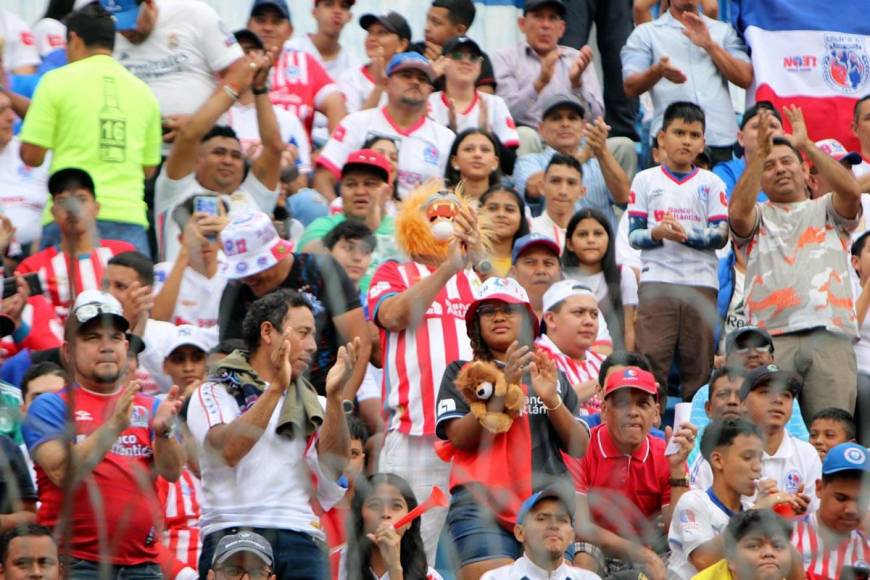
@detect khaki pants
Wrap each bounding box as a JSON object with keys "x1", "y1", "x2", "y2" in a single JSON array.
[
  {"x1": 636, "y1": 282, "x2": 718, "y2": 400},
  {"x1": 771, "y1": 329, "x2": 857, "y2": 423}
]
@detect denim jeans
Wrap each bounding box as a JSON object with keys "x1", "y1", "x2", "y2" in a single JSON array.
[
  {"x1": 199, "y1": 527, "x2": 329, "y2": 580},
  {"x1": 68, "y1": 558, "x2": 162, "y2": 580},
  {"x1": 40, "y1": 220, "x2": 151, "y2": 258}
]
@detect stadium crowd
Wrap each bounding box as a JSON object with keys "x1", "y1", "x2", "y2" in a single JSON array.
[{"x1": 0, "y1": 0, "x2": 867, "y2": 579}]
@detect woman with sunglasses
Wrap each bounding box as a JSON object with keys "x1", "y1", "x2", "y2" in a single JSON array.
[
  {"x1": 434, "y1": 277, "x2": 588, "y2": 579},
  {"x1": 428, "y1": 36, "x2": 519, "y2": 175}
]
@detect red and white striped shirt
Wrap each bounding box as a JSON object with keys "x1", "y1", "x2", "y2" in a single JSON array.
[
  {"x1": 0, "y1": 295, "x2": 63, "y2": 360},
  {"x1": 368, "y1": 261, "x2": 480, "y2": 436},
  {"x1": 156, "y1": 470, "x2": 202, "y2": 571},
  {"x1": 15, "y1": 240, "x2": 135, "y2": 319},
  {"x1": 268, "y1": 46, "x2": 341, "y2": 140},
  {"x1": 793, "y1": 512, "x2": 870, "y2": 579},
  {"x1": 535, "y1": 334, "x2": 606, "y2": 415}
]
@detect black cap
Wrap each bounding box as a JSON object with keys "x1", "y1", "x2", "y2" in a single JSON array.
[
  {"x1": 234, "y1": 29, "x2": 264, "y2": 51},
  {"x1": 48, "y1": 167, "x2": 96, "y2": 197},
  {"x1": 359, "y1": 12, "x2": 412, "y2": 41},
  {"x1": 442, "y1": 36, "x2": 483, "y2": 57},
  {"x1": 738, "y1": 364, "x2": 802, "y2": 401},
  {"x1": 523, "y1": 0, "x2": 566, "y2": 17},
  {"x1": 541, "y1": 93, "x2": 585, "y2": 120},
  {"x1": 725, "y1": 326, "x2": 774, "y2": 356}
]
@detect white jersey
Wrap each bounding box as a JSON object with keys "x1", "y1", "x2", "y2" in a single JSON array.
[
  {"x1": 114, "y1": 0, "x2": 243, "y2": 117},
  {"x1": 0, "y1": 138, "x2": 49, "y2": 246},
  {"x1": 286, "y1": 34, "x2": 360, "y2": 146},
  {"x1": 427, "y1": 91, "x2": 519, "y2": 148},
  {"x1": 690, "y1": 432, "x2": 822, "y2": 513},
  {"x1": 187, "y1": 380, "x2": 342, "y2": 537},
  {"x1": 31, "y1": 18, "x2": 65, "y2": 58},
  {"x1": 154, "y1": 169, "x2": 279, "y2": 262},
  {"x1": 668, "y1": 489, "x2": 734, "y2": 579},
  {"x1": 530, "y1": 212, "x2": 566, "y2": 252},
  {"x1": 336, "y1": 65, "x2": 386, "y2": 113},
  {"x1": 628, "y1": 165, "x2": 729, "y2": 289},
  {"x1": 319, "y1": 107, "x2": 455, "y2": 199},
  {"x1": 226, "y1": 102, "x2": 312, "y2": 173},
  {"x1": 0, "y1": 9, "x2": 38, "y2": 72},
  {"x1": 616, "y1": 211, "x2": 642, "y2": 272},
  {"x1": 152, "y1": 260, "x2": 228, "y2": 329},
  {"x1": 481, "y1": 556, "x2": 601, "y2": 580},
  {"x1": 566, "y1": 268, "x2": 639, "y2": 308}
]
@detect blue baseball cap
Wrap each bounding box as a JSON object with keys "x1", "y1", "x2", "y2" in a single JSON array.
[
  {"x1": 516, "y1": 486, "x2": 575, "y2": 524},
  {"x1": 99, "y1": 0, "x2": 140, "y2": 31},
  {"x1": 511, "y1": 233, "x2": 561, "y2": 264},
  {"x1": 250, "y1": 0, "x2": 290, "y2": 20},
  {"x1": 823, "y1": 443, "x2": 870, "y2": 476},
  {"x1": 386, "y1": 52, "x2": 435, "y2": 84}
]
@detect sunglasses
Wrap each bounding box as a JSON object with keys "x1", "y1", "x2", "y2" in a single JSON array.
[
  {"x1": 448, "y1": 51, "x2": 483, "y2": 63},
  {"x1": 477, "y1": 303, "x2": 526, "y2": 318},
  {"x1": 735, "y1": 345, "x2": 773, "y2": 354},
  {"x1": 74, "y1": 302, "x2": 124, "y2": 324}
]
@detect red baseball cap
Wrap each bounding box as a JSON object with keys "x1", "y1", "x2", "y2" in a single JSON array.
[
  {"x1": 603, "y1": 367, "x2": 658, "y2": 399},
  {"x1": 341, "y1": 149, "x2": 392, "y2": 182}
]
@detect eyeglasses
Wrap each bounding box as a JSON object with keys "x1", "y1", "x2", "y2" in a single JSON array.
[
  {"x1": 74, "y1": 301, "x2": 123, "y2": 324},
  {"x1": 735, "y1": 345, "x2": 773, "y2": 354},
  {"x1": 448, "y1": 51, "x2": 483, "y2": 63},
  {"x1": 215, "y1": 565, "x2": 272, "y2": 580},
  {"x1": 477, "y1": 303, "x2": 525, "y2": 318}
]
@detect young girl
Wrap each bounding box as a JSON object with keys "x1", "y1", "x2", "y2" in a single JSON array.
[
  {"x1": 478, "y1": 186, "x2": 529, "y2": 277},
  {"x1": 444, "y1": 129, "x2": 502, "y2": 200},
  {"x1": 342, "y1": 473, "x2": 442, "y2": 580},
  {"x1": 563, "y1": 208, "x2": 638, "y2": 351}
]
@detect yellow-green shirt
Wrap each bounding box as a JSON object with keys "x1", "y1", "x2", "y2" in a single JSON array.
[
  {"x1": 692, "y1": 559, "x2": 733, "y2": 580},
  {"x1": 20, "y1": 54, "x2": 162, "y2": 227}
]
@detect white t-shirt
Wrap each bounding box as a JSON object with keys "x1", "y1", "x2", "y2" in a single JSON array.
[
  {"x1": 689, "y1": 432, "x2": 822, "y2": 513},
  {"x1": 482, "y1": 556, "x2": 601, "y2": 580},
  {"x1": 286, "y1": 34, "x2": 360, "y2": 146},
  {"x1": 336, "y1": 65, "x2": 386, "y2": 113},
  {"x1": 154, "y1": 169, "x2": 279, "y2": 262},
  {"x1": 226, "y1": 102, "x2": 312, "y2": 173},
  {"x1": 0, "y1": 138, "x2": 49, "y2": 246},
  {"x1": 530, "y1": 212, "x2": 566, "y2": 252},
  {"x1": 31, "y1": 18, "x2": 65, "y2": 58},
  {"x1": 628, "y1": 166, "x2": 729, "y2": 289},
  {"x1": 853, "y1": 276, "x2": 870, "y2": 375},
  {"x1": 0, "y1": 9, "x2": 39, "y2": 72},
  {"x1": 427, "y1": 91, "x2": 520, "y2": 148},
  {"x1": 318, "y1": 107, "x2": 455, "y2": 199},
  {"x1": 152, "y1": 260, "x2": 228, "y2": 328},
  {"x1": 114, "y1": 0, "x2": 243, "y2": 117},
  {"x1": 186, "y1": 380, "x2": 342, "y2": 536},
  {"x1": 720, "y1": 266, "x2": 746, "y2": 354},
  {"x1": 565, "y1": 268, "x2": 639, "y2": 308},
  {"x1": 667, "y1": 489, "x2": 734, "y2": 579}
]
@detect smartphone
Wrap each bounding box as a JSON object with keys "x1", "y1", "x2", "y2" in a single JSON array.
[
  {"x1": 193, "y1": 195, "x2": 220, "y2": 217},
  {"x1": 2, "y1": 272, "x2": 43, "y2": 299},
  {"x1": 842, "y1": 566, "x2": 870, "y2": 580}
]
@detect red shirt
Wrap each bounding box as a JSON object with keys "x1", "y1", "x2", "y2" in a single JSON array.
[
  {"x1": 22, "y1": 386, "x2": 163, "y2": 565},
  {"x1": 569, "y1": 425, "x2": 672, "y2": 537},
  {"x1": 0, "y1": 295, "x2": 63, "y2": 359},
  {"x1": 16, "y1": 240, "x2": 135, "y2": 318},
  {"x1": 268, "y1": 47, "x2": 340, "y2": 140}
]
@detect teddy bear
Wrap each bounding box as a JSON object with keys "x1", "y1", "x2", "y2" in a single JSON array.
[{"x1": 453, "y1": 360, "x2": 525, "y2": 434}]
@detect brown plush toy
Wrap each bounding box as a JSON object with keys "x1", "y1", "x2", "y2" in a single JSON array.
[{"x1": 453, "y1": 360, "x2": 525, "y2": 434}]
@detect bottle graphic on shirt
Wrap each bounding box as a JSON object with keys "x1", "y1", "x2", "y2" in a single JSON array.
[{"x1": 99, "y1": 76, "x2": 126, "y2": 163}]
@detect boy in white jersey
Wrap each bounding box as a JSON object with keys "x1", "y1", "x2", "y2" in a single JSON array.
[
  {"x1": 628, "y1": 101, "x2": 729, "y2": 400},
  {"x1": 669, "y1": 418, "x2": 793, "y2": 579}
]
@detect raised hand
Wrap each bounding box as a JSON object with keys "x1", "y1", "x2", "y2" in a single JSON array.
[
  {"x1": 536, "y1": 49, "x2": 561, "y2": 92},
  {"x1": 652, "y1": 213, "x2": 688, "y2": 243},
  {"x1": 325, "y1": 337, "x2": 359, "y2": 398},
  {"x1": 252, "y1": 46, "x2": 278, "y2": 90},
  {"x1": 270, "y1": 333, "x2": 294, "y2": 391},
  {"x1": 753, "y1": 109, "x2": 775, "y2": 160},
  {"x1": 530, "y1": 350, "x2": 559, "y2": 409},
  {"x1": 569, "y1": 45, "x2": 594, "y2": 87},
  {"x1": 503, "y1": 341, "x2": 534, "y2": 385},
  {"x1": 666, "y1": 421, "x2": 698, "y2": 468},
  {"x1": 367, "y1": 521, "x2": 402, "y2": 572},
  {"x1": 477, "y1": 95, "x2": 490, "y2": 134},
  {"x1": 783, "y1": 105, "x2": 809, "y2": 150},
  {"x1": 583, "y1": 117, "x2": 610, "y2": 157},
  {"x1": 679, "y1": 11, "x2": 714, "y2": 50},
  {"x1": 152, "y1": 384, "x2": 183, "y2": 438},
  {"x1": 109, "y1": 380, "x2": 140, "y2": 433}
]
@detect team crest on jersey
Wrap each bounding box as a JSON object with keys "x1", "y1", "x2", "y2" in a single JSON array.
[
  {"x1": 131, "y1": 405, "x2": 150, "y2": 428},
  {"x1": 784, "y1": 470, "x2": 802, "y2": 493},
  {"x1": 167, "y1": 33, "x2": 179, "y2": 50},
  {"x1": 423, "y1": 145, "x2": 439, "y2": 165},
  {"x1": 697, "y1": 184, "x2": 710, "y2": 203},
  {"x1": 822, "y1": 35, "x2": 870, "y2": 95},
  {"x1": 286, "y1": 65, "x2": 301, "y2": 80}
]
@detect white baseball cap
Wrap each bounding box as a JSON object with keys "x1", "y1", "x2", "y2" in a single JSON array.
[
  {"x1": 219, "y1": 212, "x2": 294, "y2": 280},
  {"x1": 70, "y1": 290, "x2": 129, "y2": 332},
  {"x1": 542, "y1": 280, "x2": 597, "y2": 313},
  {"x1": 163, "y1": 325, "x2": 211, "y2": 360},
  {"x1": 815, "y1": 138, "x2": 861, "y2": 165},
  {"x1": 465, "y1": 277, "x2": 539, "y2": 333}
]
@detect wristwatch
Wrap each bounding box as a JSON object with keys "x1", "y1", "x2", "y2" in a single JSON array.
[
  {"x1": 342, "y1": 399, "x2": 354, "y2": 415},
  {"x1": 252, "y1": 84, "x2": 270, "y2": 95},
  {"x1": 668, "y1": 477, "x2": 690, "y2": 488}
]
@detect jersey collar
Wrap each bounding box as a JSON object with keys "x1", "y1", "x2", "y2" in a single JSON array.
[
  {"x1": 597, "y1": 425, "x2": 650, "y2": 462},
  {"x1": 380, "y1": 106, "x2": 427, "y2": 137}
]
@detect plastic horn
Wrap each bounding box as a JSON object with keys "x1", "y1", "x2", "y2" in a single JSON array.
[{"x1": 393, "y1": 486, "x2": 448, "y2": 530}]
